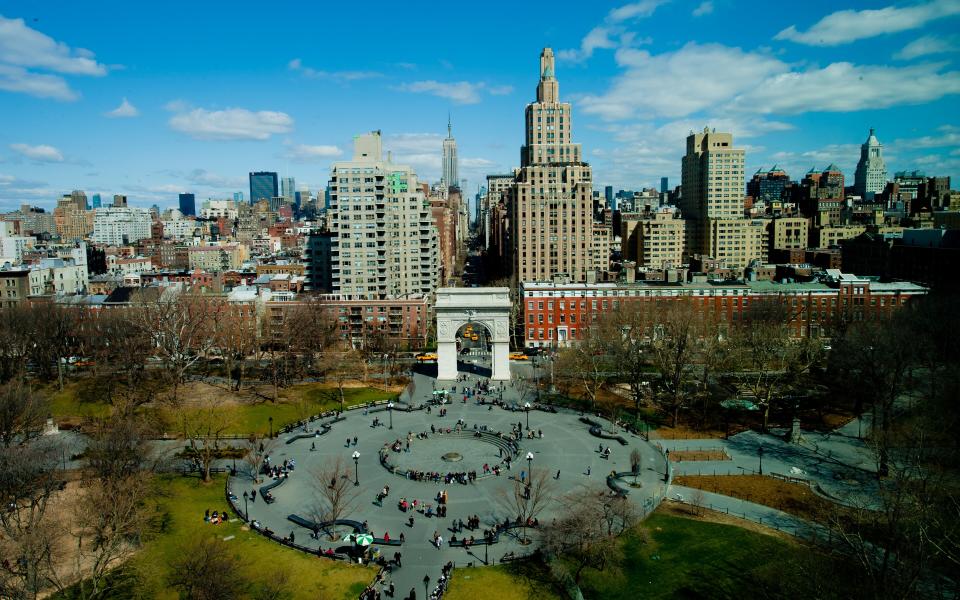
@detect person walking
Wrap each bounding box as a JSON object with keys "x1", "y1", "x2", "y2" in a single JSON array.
[{"x1": 555, "y1": 469, "x2": 561, "y2": 479}]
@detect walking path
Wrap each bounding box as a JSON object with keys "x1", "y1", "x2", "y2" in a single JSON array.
[{"x1": 230, "y1": 365, "x2": 670, "y2": 598}]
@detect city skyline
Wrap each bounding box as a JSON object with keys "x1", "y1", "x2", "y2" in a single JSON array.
[{"x1": 1, "y1": 0, "x2": 959, "y2": 211}]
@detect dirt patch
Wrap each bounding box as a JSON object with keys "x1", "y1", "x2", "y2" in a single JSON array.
[
  {"x1": 674, "y1": 474, "x2": 836, "y2": 522},
  {"x1": 179, "y1": 380, "x2": 265, "y2": 406},
  {"x1": 653, "y1": 424, "x2": 728, "y2": 440},
  {"x1": 656, "y1": 501, "x2": 796, "y2": 542},
  {"x1": 669, "y1": 449, "x2": 730, "y2": 462}
]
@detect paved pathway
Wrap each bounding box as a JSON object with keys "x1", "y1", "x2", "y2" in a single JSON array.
[
  {"x1": 232, "y1": 368, "x2": 670, "y2": 598},
  {"x1": 659, "y1": 417, "x2": 881, "y2": 508}
]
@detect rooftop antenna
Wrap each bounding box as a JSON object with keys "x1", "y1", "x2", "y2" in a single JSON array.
[{"x1": 447, "y1": 112, "x2": 452, "y2": 138}]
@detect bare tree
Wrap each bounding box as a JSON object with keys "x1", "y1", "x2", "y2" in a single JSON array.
[
  {"x1": 309, "y1": 456, "x2": 361, "y2": 540},
  {"x1": 135, "y1": 289, "x2": 222, "y2": 404},
  {"x1": 553, "y1": 324, "x2": 614, "y2": 407},
  {"x1": 318, "y1": 345, "x2": 362, "y2": 413},
  {"x1": 730, "y1": 299, "x2": 821, "y2": 432},
  {"x1": 0, "y1": 305, "x2": 33, "y2": 383},
  {"x1": 646, "y1": 300, "x2": 710, "y2": 428},
  {"x1": 496, "y1": 467, "x2": 554, "y2": 544},
  {"x1": 0, "y1": 440, "x2": 66, "y2": 599},
  {"x1": 601, "y1": 306, "x2": 653, "y2": 412},
  {"x1": 630, "y1": 448, "x2": 642, "y2": 485},
  {"x1": 244, "y1": 434, "x2": 278, "y2": 483},
  {"x1": 0, "y1": 379, "x2": 47, "y2": 448},
  {"x1": 168, "y1": 536, "x2": 250, "y2": 600},
  {"x1": 541, "y1": 485, "x2": 636, "y2": 586},
  {"x1": 176, "y1": 400, "x2": 235, "y2": 482},
  {"x1": 65, "y1": 473, "x2": 154, "y2": 600}
]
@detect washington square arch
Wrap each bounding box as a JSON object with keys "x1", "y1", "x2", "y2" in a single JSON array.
[{"x1": 434, "y1": 287, "x2": 512, "y2": 380}]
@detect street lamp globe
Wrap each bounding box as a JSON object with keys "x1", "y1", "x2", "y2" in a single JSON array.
[{"x1": 352, "y1": 451, "x2": 361, "y2": 485}]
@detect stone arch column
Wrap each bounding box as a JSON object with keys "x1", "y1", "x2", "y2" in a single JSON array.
[{"x1": 435, "y1": 287, "x2": 512, "y2": 381}]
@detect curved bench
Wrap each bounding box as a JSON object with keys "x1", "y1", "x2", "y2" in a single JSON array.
[
  {"x1": 605, "y1": 470, "x2": 639, "y2": 497},
  {"x1": 286, "y1": 514, "x2": 402, "y2": 546},
  {"x1": 448, "y1": 522, "x2": 538, "y2": 547},
  {"x1": 259, "y1": 475, "x2": 288, "y2": 503},
  {"x1": 581, "y1": 417, "x2": 629, "y2": 446}
]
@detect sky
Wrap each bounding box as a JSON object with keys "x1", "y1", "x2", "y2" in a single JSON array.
[{"x1": 0, "y1": 0, "x2": 958, "y2": 212}]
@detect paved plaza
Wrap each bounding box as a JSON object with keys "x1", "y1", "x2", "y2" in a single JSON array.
[{"x1": 229, "y1": 370, "x2": 670, "y2": 598}]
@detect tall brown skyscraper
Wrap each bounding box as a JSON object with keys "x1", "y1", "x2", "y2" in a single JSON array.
[{"x1": 509, "y1": 48, "x2": 594, "y2": 284}]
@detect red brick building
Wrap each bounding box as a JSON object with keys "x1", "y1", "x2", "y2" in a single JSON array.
[{"x1": 521, "y1": 271, "x2": 927, "y2": 348}]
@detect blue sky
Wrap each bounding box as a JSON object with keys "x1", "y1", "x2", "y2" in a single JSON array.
[{"x1": 0, "y1": 0, "x2": 958, "y2": 211}]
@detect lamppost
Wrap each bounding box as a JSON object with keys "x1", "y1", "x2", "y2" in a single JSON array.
[
  {"x1": 388, "y1": 402, "x2": 394, "y2": 430},
  {"x1": 352, "y1": 451, "x2": 360, "y2": 486},
  {"x1": 268, "y1": 416, "x2": 273, "y2": 439},
  {"x1": 423, "y1": 574, "x2": 430, "y2": 599},
  {"x1": 757, "y1": 445, "x2": 764, "y2": 475},
  {"x1": 526, "y1": 451, "x2": 533, "y2": 478},
  {"x1": 242, "y1": 491, "x2": 249, "y2": 520},
  {"x1": 524, "y1": 402, "x2": 531, "y2": 430}
]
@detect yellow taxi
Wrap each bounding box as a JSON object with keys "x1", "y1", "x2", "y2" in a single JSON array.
[
  {"x1": 508, "y1": 352, "x2": 529, "y2": 361},
  {"x1": 415, "y1": 352, "x2": 438, "y2": 362}
]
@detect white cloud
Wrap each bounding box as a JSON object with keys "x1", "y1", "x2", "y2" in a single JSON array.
[
  {"x1": 384, "y1": 133, "x2": 444, "y2": 154},
  {"x1": 168, "y1": 107, "x2": 294, "y2": 140},
  {"x1": 288, "y1": 58, "x2": 381, "y2": 82},
  {"x1": 580, "y1": 43, "x2": 786, "y2": 119},
  {"x1": 0, "y1": 15, "x2": 108, "y2": 75},
  {"x1": 487, "y1": 85, "x2": 514, "y2": 96},
  {"x1": 730, "y1": 61, "x2": 960, "y2": 114},
  {"x1": 105, "y1": 97, "x2": 139, "y2": 118},
  {"x1": 559, "y1": 1, "x2": 668, "y2": 62},
  {"x1": 894, "y1": 34, "x2": 957, "y2": 59},
  {"x1": 775, "y1": 0, "x2": 960, "y2": 46},
  {"x1": 580, "y1": 42, "x2": 960, "y2": 120},
  {"x1": 461, "y1": 157, "x2": 497, "y2": 168},
  {"x1": 182, "y1": 168, "x2": 246, "y2": 188},
  {"x1": 692, "y1": 1, "x2": 714, "y2": 16},
  {"x1": 9, "y1": 143, "x2": 64, "y2": 162},
  {"x1": 396, "y1": 80, "x2": 485, "y2": 104},
  {"x1": 0, "y1": 64, "x2": 76, "y2": 100},
  {"x1": 608, "y1": 0, "x2": 670, "y2": 22},
  {"x1": 285, "y1": 143, "x2": 344, "y2": 161}
]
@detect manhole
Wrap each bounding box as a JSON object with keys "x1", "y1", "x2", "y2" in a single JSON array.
[{"x1": 442, "y1": 452, "x2": 464, "y2": 462}]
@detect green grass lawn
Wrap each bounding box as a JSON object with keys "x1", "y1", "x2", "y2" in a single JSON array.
[
  {"x1": 118, "y1": 474, "x2": 375, "y2": 599},
  {"x1": 577, "y1": 512, "x2": 801, "y2": 600},
  {"x1": 447, "y1": 511, "x2": 808, "y2": 600},
  {"x1": 445, "y1": 563, "x2": 562, "y2": 600},
  {"x1": 228, "y1": 385, "x2": 398, "y2": 435},
  {"x1": 47, "y1": 380, "x2": 113, "y2": 420}
]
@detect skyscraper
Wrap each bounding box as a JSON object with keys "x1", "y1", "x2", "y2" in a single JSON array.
[
  {"x1": 604, "y1": 186, "x2": 613, "y2": 209},
  {"x1": 249, "y1": 171, "x2": 279, "y2": 205},
  {"x1": 179, "y1": 193, "x2": 196, "y2": 216},
  {"x1": 509, "y1": 48, "x2": 594, "y2": 285},
  {"x1": 327, "y1": 131, "x2": 439, "y2": 299},
  {"x1": 442, "y1": 116, "x2": 459, "y2": 190},
  {"x1": 854, "y1": 128, "x2": 887, "y2": 199},
  {"x1": 112, "y1": 194, "x2": 128, "y2": 208},
  {"x1": 660, "y1": 177, "x2": 669, "y2": 194},
  {"x1": 91, "y1": 193, "x2": 102, "y2": 209},
  {"x1": 680, "y1": 127, "x2": 746, "y2": 257}
]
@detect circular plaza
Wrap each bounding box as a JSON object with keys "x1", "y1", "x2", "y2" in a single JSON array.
[{"x1": 227, "y1": 370, "x2": 670, "y2": 597}]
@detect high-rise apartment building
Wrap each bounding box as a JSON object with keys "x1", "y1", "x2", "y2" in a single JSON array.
[
  {"x1": 509, "y1": 48, "x2": 594, "y2": 283},
  {"x1": 54, "y1": 195, "x2": 93, "y2": 241},
  {"x1": 249, "y1": 171, "x2": 279, "y2": 205},
  {"x1": 328, "y1": 131, "x2": 439, "y2": 300},
  {"x1": 680, "y1": 127, "x2": 746, "y2": 258},
  {"x1": 621, "y1": 208, "x2": 686, "y2": 269},
  {"x1": 854, "y1": 128, "x2": 887, "y2": 199},
  {"x1": 91, "y1": 207, "x2": 152, "y2": 246},
  {"x1": 112, "y1": 194, "x2": 128, "y2": 208},
  {"x1": 179, "y1": 193, "x2": 196, "y2": 216},
  {"x1": 442, "y1": 117, "x2": 459, "y2": 190}
]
